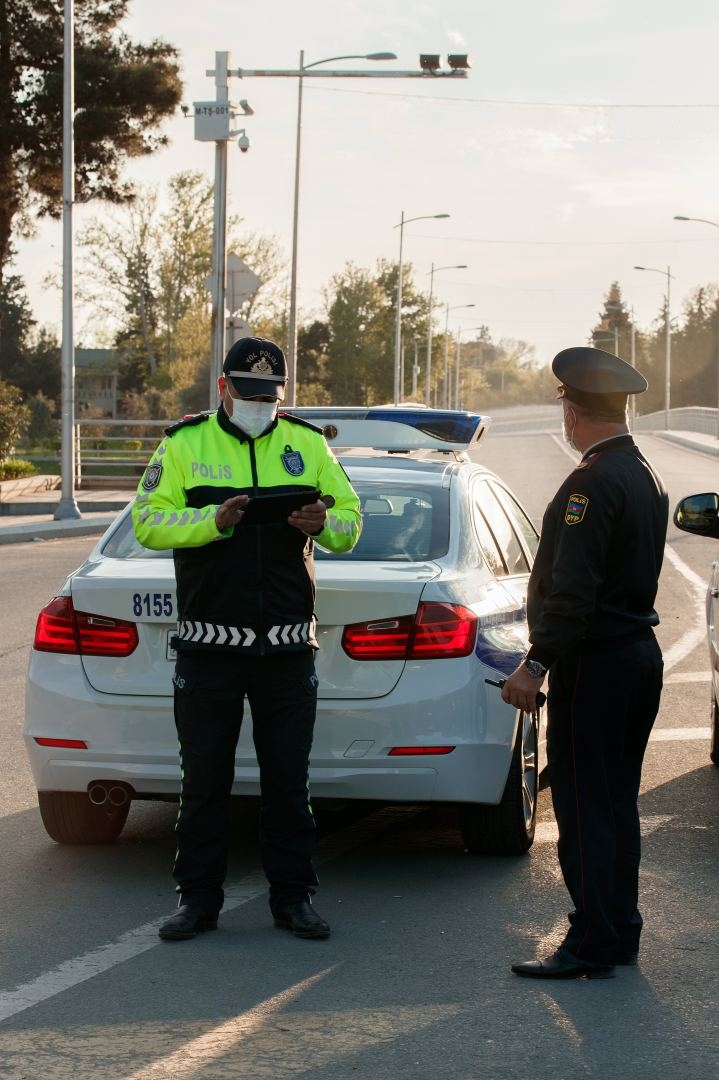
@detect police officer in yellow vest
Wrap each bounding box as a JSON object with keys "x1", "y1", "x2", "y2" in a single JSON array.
[{"x1": 133, "y1": 337, "x2": 361, "y2": 942}]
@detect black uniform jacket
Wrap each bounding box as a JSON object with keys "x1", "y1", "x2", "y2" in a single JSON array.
[{"x1": 526, "y1": 434, "x2": 669, "y2": 668}]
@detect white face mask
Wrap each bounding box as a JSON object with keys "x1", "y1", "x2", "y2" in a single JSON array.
[
  {"x1": 226, "y1": 398, "x2": 279, "y2": 439},
  {"x1": 562, "y1": 405, "x2": 577, "y2": 451}
]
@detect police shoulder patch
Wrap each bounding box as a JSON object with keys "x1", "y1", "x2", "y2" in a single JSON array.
[
  {"x1": 565, "y1": 493, "x2": 589, "y2": 525},
  {"x1": 142, "y1": 462, "x2": 163, "y2": 492},
  {"x1": 165, "y1": 411, "x2": 212, "y2": 437}
]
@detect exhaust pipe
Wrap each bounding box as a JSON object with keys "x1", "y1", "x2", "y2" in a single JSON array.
[{"x1": 88, "y1": 782, "x2": 131, "y2": 807}]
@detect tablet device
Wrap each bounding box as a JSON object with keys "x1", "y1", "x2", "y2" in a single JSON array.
[{"x1": 240, "y1": 489, "x2": 322, "y2": 526}]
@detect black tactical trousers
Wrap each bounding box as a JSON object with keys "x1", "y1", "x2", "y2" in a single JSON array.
[
  {"x1": 172, "y1": 648, "x2": 319, "y2": 914},
  {"x1": 547, "y1": 633, "x2": 663, "y2": 964}
]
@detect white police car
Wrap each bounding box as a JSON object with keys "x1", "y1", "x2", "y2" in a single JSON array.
[
  {"x1": 673, "y1": 491, "x2": 719, "y2": 766},
  {"x1": 24, "y1": 408, "x2": 545, "y2": 854}
]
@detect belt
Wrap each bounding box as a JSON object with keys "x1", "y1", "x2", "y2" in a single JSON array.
[{"x1": 174, "y1": 619, "x2": 313, "y2": 649}]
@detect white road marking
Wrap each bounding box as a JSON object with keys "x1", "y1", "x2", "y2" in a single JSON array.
[
  {"x1": 662, "y1": 545, "x2": 708, "y2": 674},
  {"x1": 649, "y1": 726, "x2": 711, "y2": 742},
  {"x1": 0, "y1": 806, "x2": 420, "y2": 1026},
  {"x1": 121, "y1": 967, "x2": 336, "y2": 1080},
  {"x1": 664, "y1": 671, "x2": 710, "y2": 684}
]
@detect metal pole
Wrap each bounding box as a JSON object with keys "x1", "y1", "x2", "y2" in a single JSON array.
[
  {"x1": 630, "y1": 311, "x2": 636, "y2": 426},
  {"x1": 443, "y1": 303, "x2": 450, "y2": 408},
  {"x1": 400, "y1": 342, "x2": 405, "y2": 400},
  {"x1": 411, "y1": 340, "x2": 418, "y2": 397},
  {"x1": 665, "y1": 265, "x2": 671, "y2": 430},
  {"x1": 392, "y1": 210, "x2": 405, "y2": 405},
  {"x1": 455, "y1": 332, "x2": 461, "y2": 409},
  {"x1": 425, "y1": 264, "x2": 434, "y2": 406},
  {"x1": 56, "y1": 0, "x2": 80, "y2": 519},
  {"x1": 209, "y1": 51, "x2": 229, "y2": 409},
  {"x1": 286, "y1": 49, "x2": 304, "y2": 407}
]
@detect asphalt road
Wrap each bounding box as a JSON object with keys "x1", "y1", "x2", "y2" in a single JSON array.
[{"x1": 0, "y1": 430, "x2": 717, "y2": 1079}]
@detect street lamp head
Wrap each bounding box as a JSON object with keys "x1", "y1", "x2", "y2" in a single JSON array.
[
  {"x1": 634, "y1": 265, "x2": 647, "y2": 271},
  {"x1": 434, "y1": 213, "x2": 450, "y2": 219},
  {"x1": 365, "y1": 52, "x2": 397, "y2": 61},
  {"x1": 673, "y1": 216, "x2": 691, "y2": 221},
  {"x1": 447, "y1": 54, "x2": 471, "y2": 70}
]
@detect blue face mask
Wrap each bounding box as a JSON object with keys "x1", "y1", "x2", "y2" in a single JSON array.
[{"x1": 226, "y1": 398, "x2": 279, "y2": 439}]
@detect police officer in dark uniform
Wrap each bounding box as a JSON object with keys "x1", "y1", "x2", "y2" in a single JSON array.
[
  {"x1": 502, "y1": 346, "x2": 668, "y2": 979},
  {"x1": 133, "y1": 337, "x2": 361, "y2": 942}
]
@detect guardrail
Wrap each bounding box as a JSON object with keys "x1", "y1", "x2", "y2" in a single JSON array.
[{"x1": 74, "y1": 419, "x2": 168, "y2": 487}]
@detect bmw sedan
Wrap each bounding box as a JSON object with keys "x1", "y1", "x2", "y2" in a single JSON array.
[{"x1": 24, "y1": 408, "x2": 545, "y2": 855}]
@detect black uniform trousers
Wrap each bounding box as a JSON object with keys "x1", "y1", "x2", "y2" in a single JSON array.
[
  {"x1": 171, "y1": 648, "x2": 319, "y2": 915},
  {"x1": 546, "y1": 632, "x2": 663, "y2": 965}
]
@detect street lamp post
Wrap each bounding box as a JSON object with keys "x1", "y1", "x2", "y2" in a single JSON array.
[
  {"x1": 634, "y1": 265, "x2": 673, "y2": 430},
  {"x1": 199, "y1": 52, "x2": 470, "y2": 406},
  {"x1": 425, "y1": 263, "x2": 467, "y2": 405},
  {"x1": 288, "y1": 51, "x2": 396, "y2": 405},
  {"x1": 56, "y1": 0, "x2": 81, "y2": 520},
  {"x1": 443, "y1": 304, "x2": 475, "y2": 407},
  {"x1": 392, "y1": 211, "x2": 449, "y2": 404},
  {"x1": 674, "y1": 215, "x2": 719, "y2": 436}
]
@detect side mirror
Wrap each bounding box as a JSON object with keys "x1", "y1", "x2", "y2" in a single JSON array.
[{"x1": 674, "y1": 493, "x2": 719, "y2": 538}]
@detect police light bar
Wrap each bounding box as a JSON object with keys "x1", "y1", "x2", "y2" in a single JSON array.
[{"x1": 286, "y1": 407, "x2": 490, "y2": 452}]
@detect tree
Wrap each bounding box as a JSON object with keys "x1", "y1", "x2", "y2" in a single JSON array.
[
  {"x1": 0, "y1": 378, "x2": 29, "y2": 464},
  {"x1": 78, "y1": 171, "x2": 287, "y2": 410},
  {"x1": 324, "y1": 259, "x2": 429, "y2": 405},
  {"x1": 0, "y1": 0, "x2": 182, "y2": 288}
]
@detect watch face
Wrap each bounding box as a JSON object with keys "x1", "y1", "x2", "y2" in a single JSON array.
[{"x1": 525, "y1": 660, "x2": 545, "y2": 678}]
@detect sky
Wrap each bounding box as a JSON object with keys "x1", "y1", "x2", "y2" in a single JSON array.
[{"x1": 15, "y1": 0, "x2": 719, "y2": 369}]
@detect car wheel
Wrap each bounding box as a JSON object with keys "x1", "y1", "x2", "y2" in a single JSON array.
[
  {"x1": 37, "y1": 791, "x2": 130, "y2": 844},
  {"x1": 711, "y1": 691, "x2": 719, "y2": 767},
  {"x1": 460, "y1": 708, "x2": 539, "y2": 855}
]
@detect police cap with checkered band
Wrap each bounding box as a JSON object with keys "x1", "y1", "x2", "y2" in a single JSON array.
[{"x1": 223, "y1": 337, "x2": 288, "y2": 399}]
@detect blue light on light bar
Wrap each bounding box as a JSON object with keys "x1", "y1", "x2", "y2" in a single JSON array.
[{"x1": 286, "y1": 407, "x2": 490, "y2": 452}]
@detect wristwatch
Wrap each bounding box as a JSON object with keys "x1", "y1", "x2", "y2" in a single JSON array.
[{"x1": 524, "y1": 658, "x2": 548, "y2": 679}]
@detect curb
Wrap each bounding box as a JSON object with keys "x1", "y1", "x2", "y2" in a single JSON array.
[
  {"x1": 656, "y1": 432, "x2": 719, "y2": 458},
  {"x1": 0, "y1": 516, "x2": 116, "y2": 545}
]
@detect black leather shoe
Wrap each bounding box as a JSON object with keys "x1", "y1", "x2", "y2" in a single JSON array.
[
  {"x1": 273, "y1": 901, "x2": 330, "y2": 939},
  {"x1": 511, "y1": 949, "x2": 615, "y2": 979},
  {"x1": 158, "y1": 904, "x2": 219, "y2": 941}
]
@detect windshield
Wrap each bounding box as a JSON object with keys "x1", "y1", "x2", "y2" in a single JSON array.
[{"x1": 315, "y1": 482, "x2": 449, "y2": 561}]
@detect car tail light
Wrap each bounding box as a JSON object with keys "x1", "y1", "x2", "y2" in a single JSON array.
[
  {"x1": 342, "y1": 602, "x2": 477, "y2": 661},
  {"x1": 33, "y1": 596, "x2": 139, "y2": 657},
  {"x1": 34, "y1": 738, "x2": 88, "y2": 749}
]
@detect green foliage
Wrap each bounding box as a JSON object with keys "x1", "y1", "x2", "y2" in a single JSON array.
[
  {"x1": 0, "y1": 458, "x2": 38, "y2": 481},
  {"x1": 25, "y1": 391, "x2": 58, "y2": 447},
  {"x1": 0, "y1": 379, "x2": 30, "y2": 464},
  {"x1": 78, "y1": 171, "x2": 287, "y2": 413},
  {"x1": 0, "y1": 1, "x2": 182, "y2": 283}
]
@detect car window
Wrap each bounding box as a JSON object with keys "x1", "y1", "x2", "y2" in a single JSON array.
[
  {"x1": 471, "y1": 498, "x2": 506, "y2": 576},
  {"x1": 491, "y1": 482, "x2": 539, "y2": 562},
  {"x1": 101, "y1": 511, "x2": 173, "y2": 560},
  {"x1": 473, "y1": 480, "x2": 530, "y2": 576},
  {"x1": 315, "y1": 483, "x2": 449, "y2": 561}
]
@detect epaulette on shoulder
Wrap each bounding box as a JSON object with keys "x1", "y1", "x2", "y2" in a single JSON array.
[
  {"x1": 278, "y1": 411, "x2": 324, "y2": 435},
  {"x1": 164, "y1": 411, "x2": 213, "y2": 437}
]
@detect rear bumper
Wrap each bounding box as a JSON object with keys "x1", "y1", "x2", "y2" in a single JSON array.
[{"x1": 24, "y1": 654, "x2": 518, "y2": 805}]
